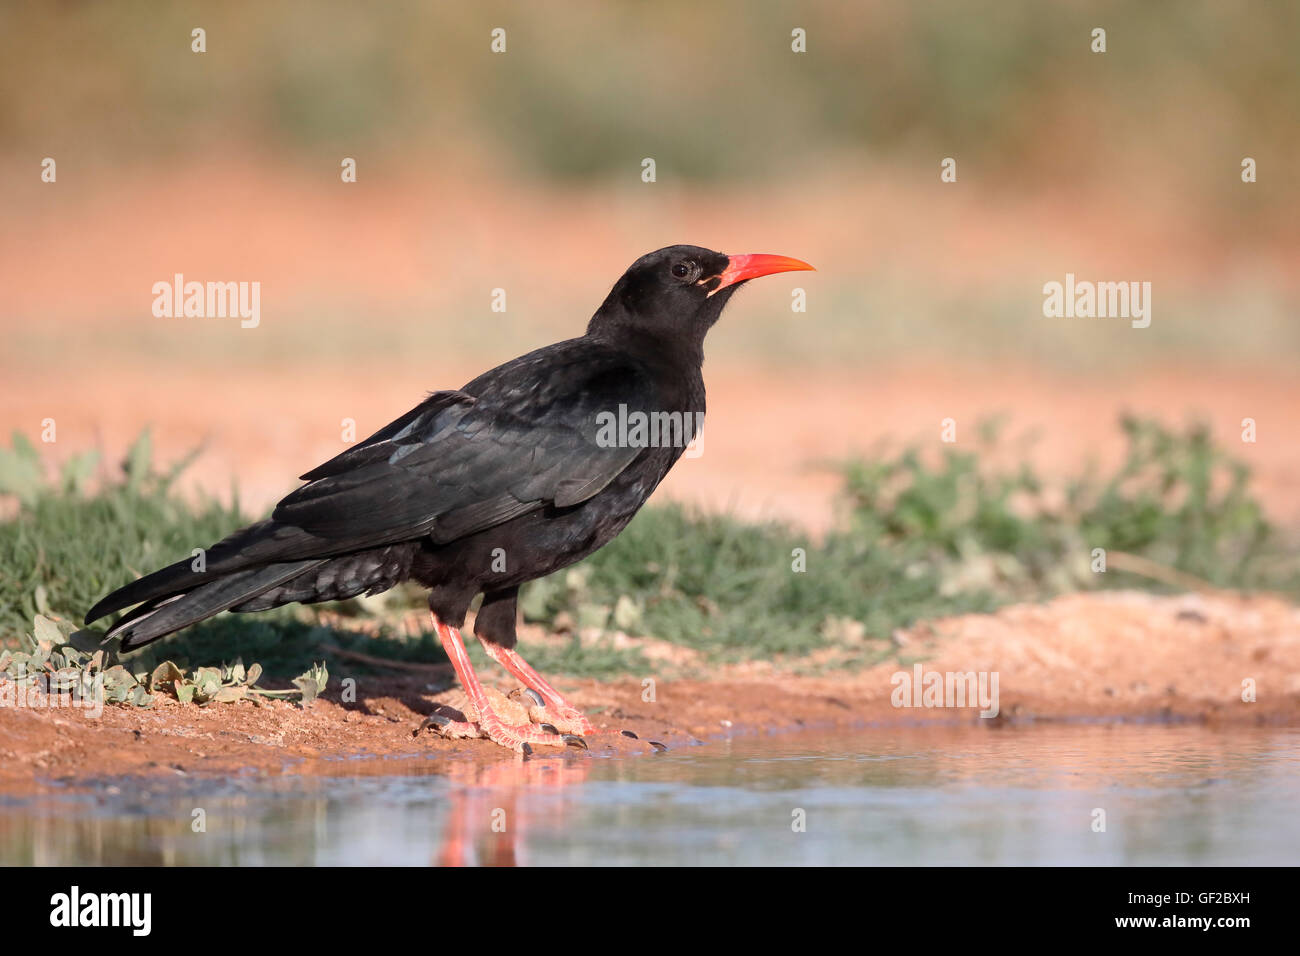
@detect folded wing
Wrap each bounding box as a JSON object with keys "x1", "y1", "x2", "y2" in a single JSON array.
[{"x1": 271, "y1": 340, "x2": 656, "y2": 546}]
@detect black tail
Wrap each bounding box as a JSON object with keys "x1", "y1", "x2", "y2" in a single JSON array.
[
  {"x1": 84, "y1": 517, "x2": 335, "y2": 652},
  {"x1": 85, "y1": 522, "x2": 420, "y2": 652},
  {"x1": 84, "y1": 554, "x2": 217, "y2": 626},
  {"x1": 85, "y1": 519, "x2": 320, "y2": 625},
  {"x1": 104, "y1": 560, "x2": 327, "y2": 651}
]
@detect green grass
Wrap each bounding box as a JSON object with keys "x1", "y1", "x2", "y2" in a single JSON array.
[
  {"x1": 521, "y1": 416, "x2": 1294, "y2": 668},
  {"x1": 1, "y1": 418, "x2": 1295, "y2": 685},
  {"x1": 0, "y1": 431, "x2": 244, "y2": 633}
]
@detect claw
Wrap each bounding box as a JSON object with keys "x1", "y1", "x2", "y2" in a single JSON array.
[
  {"x1": 415, "y1": 711, "x2": 483, "y2": 740},
  {"x1": 415, "y1": 712, "x2": 456, "y2": 736},
  {"x1": 563, "y1": 734, "x2": 589, "y2": 750},
  {"x1": 521, "y1": 742, "x2": 533, "y2": 757},
  {"x1": 507, "y1": 686, "x2": 596, "y2": 736},
  {"x1": 621, "y1": 730, "x2": 639, "y2": 739},
  {"x1": 649, "y1": 741, "x2": 668, "y2": 752}
]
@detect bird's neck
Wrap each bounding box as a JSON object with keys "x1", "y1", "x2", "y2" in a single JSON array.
[
  {"x1": 587, "y1": 324, "x2": 706, "y2": 413},
  {"x1": 590, "y1": 322, "x2": 704, "y2": 376}
]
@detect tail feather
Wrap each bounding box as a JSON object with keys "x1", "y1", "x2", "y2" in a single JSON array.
[
  {"x1": 85, "y1": 520, "x2": 327, "y2": 625},
  {"x1": 85, "y1": 555, "x2": 212, "y2": 625},
  {"x1": 107, "y1": 560, "x2": 326, "y2": 651}
]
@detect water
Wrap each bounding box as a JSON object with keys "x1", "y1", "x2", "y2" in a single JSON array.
[{"x1": 4, "y1": 724, "x2": 1298, "y2": 865}]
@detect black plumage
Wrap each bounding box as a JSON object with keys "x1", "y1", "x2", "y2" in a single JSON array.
[{"x1": 84, "y1": 244, "x2": 812, "y2": 750}]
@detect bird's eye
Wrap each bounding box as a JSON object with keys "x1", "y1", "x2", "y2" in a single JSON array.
[{"x1": 671, "y1": 261, "x2": 695, "y2": 280}]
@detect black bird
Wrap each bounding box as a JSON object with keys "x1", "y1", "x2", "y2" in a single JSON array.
[{"x1": 85, "y1": 245, "x2": 813, "y2": 752}]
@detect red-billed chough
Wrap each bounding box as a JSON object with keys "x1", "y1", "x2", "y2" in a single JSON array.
[{"x1": 85, "y1": 245, "x2": 813, "y2": 752}]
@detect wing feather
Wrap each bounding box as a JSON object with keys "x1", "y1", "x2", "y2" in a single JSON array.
[{"x1": 271, "y1": 341, "x2": 659, "y2": 545}]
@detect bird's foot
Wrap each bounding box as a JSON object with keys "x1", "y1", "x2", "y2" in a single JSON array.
[
  {"x1": 509, "y1": 687, "x2": 598, "y2": 737},
  {"x1": 476, "y1": 711, "x2": 589, "y2": 755},
  {"x1": 417, "y1": 688, "x2": 587, "y2": 755}
]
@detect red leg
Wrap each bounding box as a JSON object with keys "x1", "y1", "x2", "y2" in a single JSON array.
[
  {"x1": 427, "y1": 614, "x2": 582, "y2": 753},
  {"x1": 479, "y1": 639, "x2": 597, "y2": 736}
]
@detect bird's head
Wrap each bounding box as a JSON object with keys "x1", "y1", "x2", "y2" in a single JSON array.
[{"x1": 589, "y1": 244, "x2": 814, "y2": 353}]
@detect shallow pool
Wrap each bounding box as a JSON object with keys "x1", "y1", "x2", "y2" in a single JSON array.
[{"x1": 4, "y1": 724, "x2": 1297, "y2": 865}]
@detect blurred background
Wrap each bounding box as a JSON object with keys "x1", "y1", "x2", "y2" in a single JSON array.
[{"x1": 3, "y1": 0, "x2": 1298, "y2": 531}]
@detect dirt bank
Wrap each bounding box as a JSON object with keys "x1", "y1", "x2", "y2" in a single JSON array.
[{"x1": 2, "y1": 590, "x2": 1295, "y2": 796}]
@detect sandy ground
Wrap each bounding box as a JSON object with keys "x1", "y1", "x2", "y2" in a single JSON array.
[{"x1": 2, "y1": 589, "x2": 1296, "y2": 796}]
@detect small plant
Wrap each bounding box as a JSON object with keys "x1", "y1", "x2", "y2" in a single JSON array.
[
  {"x1": 0, "y1": 612, "x2": 152, "y2": 707},
  {"x1": 147, "y1": 657, "x2": 327, "y2": 705},
  {"x1": 0, "y1": 613, "x2": 329, "y2": 708}
]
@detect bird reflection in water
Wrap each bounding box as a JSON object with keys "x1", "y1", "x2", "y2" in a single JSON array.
[{"x1": 434, "y1": 755, "x2": 591, "y2": 867}]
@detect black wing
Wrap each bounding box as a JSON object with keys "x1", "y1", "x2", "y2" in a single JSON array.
[
  {"x1": 270, "y1": 338, "x2": 658, "y2": 546},
  {"x1": 84, "y1": 339, "x2": 661, "y2": 628}
]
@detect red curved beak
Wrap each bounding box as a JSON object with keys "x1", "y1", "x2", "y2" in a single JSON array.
[{"x1": 713, "y1": 253, "x2": 815, "y2": 292}]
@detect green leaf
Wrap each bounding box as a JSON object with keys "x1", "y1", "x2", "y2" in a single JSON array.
[
  {"x1": 291, "y1": 661, "x2": 329, "y2": 703},
  {"x1": 102, "y1": 664, "x2": 138, "y2": 690},
  {"x1": 129, "y1": 685, "x2": 155, "y2": 708},
  {"x1": 150, "y1": 661, "x2": 185, "y2": 688},
  {"x1": 194, "y1": 667, "x2": 222, "y2": 699},
  {"x1": 33, "y1": 614, "x2": 63, "y2": 648}
]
